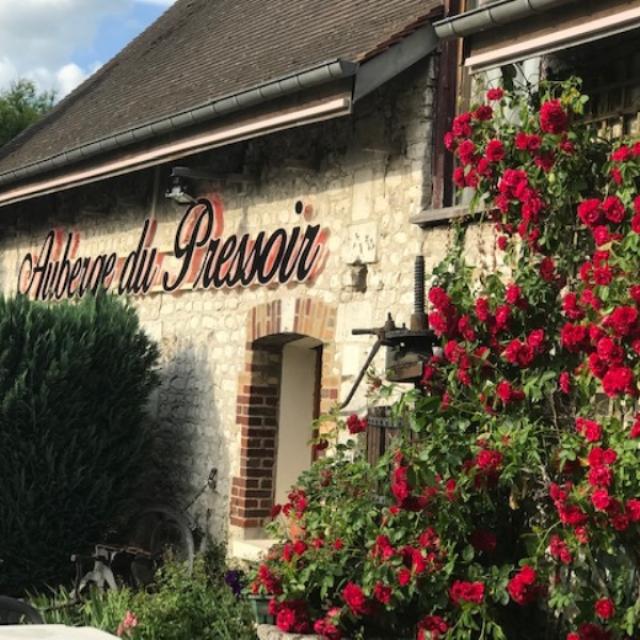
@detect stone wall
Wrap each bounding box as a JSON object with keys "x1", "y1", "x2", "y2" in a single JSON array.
[{"x1": 0, "y1": 56, "x2": 497, "y2": 544}]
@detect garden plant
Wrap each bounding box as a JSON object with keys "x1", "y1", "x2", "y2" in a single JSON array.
[
  {"x1": 250, "y1": 79, "x2": 640, "y2": 640},
  {"x1": 32, "y1": 550, "x2": 255, "y2": 640}
]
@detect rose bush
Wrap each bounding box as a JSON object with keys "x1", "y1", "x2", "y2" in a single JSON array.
[{"x1": 250, "y1": 79, "x2": 640, "y2": 639}]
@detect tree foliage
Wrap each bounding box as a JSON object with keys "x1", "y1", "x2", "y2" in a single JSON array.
[
  {"x1": 0, "y1": 80, "x2": 55, "y2": 148},
  {"x1": 0, "y1": 293, "x2": 159, "y2": 593}
]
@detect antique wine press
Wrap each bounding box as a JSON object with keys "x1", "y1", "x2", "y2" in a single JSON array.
[{"x1": 340, "y1": 256, "x2": 438, "y2": 430}]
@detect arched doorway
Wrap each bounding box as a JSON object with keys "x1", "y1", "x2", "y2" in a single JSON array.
[
  {"x1": 230, "y1": 299, "x2": 338, "y2": 540},
  {"x1": 273, "y1": 335, "x2": 322, "y2": 505}
]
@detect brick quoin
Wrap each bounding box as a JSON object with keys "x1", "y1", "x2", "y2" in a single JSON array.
[{"x1": 230, "y1": 297, "x2": 338, "y2": 529}]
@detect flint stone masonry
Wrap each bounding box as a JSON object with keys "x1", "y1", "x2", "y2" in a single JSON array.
[{"x1": 0, "y1": 57, "x2": 498, "y2": 544}]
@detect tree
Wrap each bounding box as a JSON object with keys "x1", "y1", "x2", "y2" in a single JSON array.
[{"x1": 0, "y1": 80, "x2": 55, "y2": 148}]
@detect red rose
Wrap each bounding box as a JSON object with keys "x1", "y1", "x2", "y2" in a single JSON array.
[
  {"x1": 508, "y1": 565, "x2": 539, "y2": 605},
  {"x1": 577, "y1": 199, "x2": 602, "y2": 227},
  {"x1": 475, "y1": 297, "x2": 491, "y2": 323},
  {"x1": 540, "y1": 99, "x2": 568, "y2": 134},
  {"x1": 314, "y1": 619, "x2": 342, "y2": 640},
  {"x1": 594, "y1": 597, "x2": 615, "y2": 620},
  {"x1": 486, "y1": 87, "x2": 504, "y2": 101},
  {"x1": 588, "y1": 447, "x2": 617, "y2": 467},
  {"x1": 549, "y1": 535, "x2": 572, "y2": 565},
  {"x1": 611, "y1": 167, "x2": 623, "y2": 184},
  {"x1": 497, "y1": 235, "x2": 508, "y2": 250},
  {"x1": 397, "y1": 568, "x2": 411, "y2": 586},
  {"x1": 576, "y1": 418, "x2": 602, "y2": 443},
  {"x1": 559, "y1": 371, "x2": 571, "y2": 394},
  {"x1": 627, "y1": 498, "x2": 640, "y2": 522},
  {"x1": 633, "y1": 214, "x2": 640, "y2": 234},
  {"x1": 602, "y1": 366, "x2": 635, "y2": 397},
  {"x1": 592, "y1": 225, "x2": 611, "y2": 246},
  {"x1": 417, "y1": 616, "x2": 449, "y2": 640},
  {"x1": 457, "y1": 139, "x2": 476, "y2": 166},
  {"x1": 591, "y1": 488, "x2": 611, "y2": 511},
  {"x1": 451, "y1": 112, "x2": 472, "y2": 138},
  {"x1": 293, "y1": 540, "x2": 307, "y2": 556},
  {"x1": 485, "y1": 139, "x2": 505, "y2": 162},
  {"x1": 449, "y1": 580, "x2": 485, "y2": 605},
  {"x1": 473, "y1": 105, "x2": 493, "y2": 121},
  {"x1": 342, "y1": 582, "x2": 368, "y2": 615},
  {"x1": 346, "y1": 414, "x2": 367, "y2": 434},
  {"x1": 605, "y1": 306, "x2": 639, "y2": 337},
  {"x1": 602, "y1": 195, "x2": 625, "y2": 224},
  {"x1": 333, "y1": 539, "x2": 344, "y2": 551},
  {"x1": 561, "y1": 323, "x2": 588, "y2": 352},
  {"x1": 505, "y1": 283, "x2": 522, "y2": 306},
  {"x1": 373, "y1": 582, "x2": 392, "y2": 605},
  {"x1": 444, "y1": 132, "x2": 455, "y2": 150},
  {"x1": 612, "y1": 145, "x2": 631, "y2": 162},
  {"x1": 470, "y1": 529, "x2": 497, "y2": 553},
  {"x1": 475, "y1": 449, "x2": 502, "y2": 471},
  {"x1": 539, "y1": 257, "x2": 556, "y2": 282},
  {"x1": 276, "y1": 607, "x2": 296, "y2": 632},
  {"x1": 535, "y1": 151, "x2": 555, "y2": 172}
]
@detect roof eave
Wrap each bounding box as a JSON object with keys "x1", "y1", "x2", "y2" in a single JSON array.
[
  {"x1": 434, "y1": 0, "x2": 579, "y2": 40},
  {"x1": 0, "y1": 59, "x2": 358, "y2": 191}
]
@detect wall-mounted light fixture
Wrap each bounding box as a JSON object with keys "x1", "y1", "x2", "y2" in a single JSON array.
[
  {"x1": 165, "y1": 167, "x2": 196, "y2": 205},
  {"x1": 165, "y1": 166, "x2": 254, "y2": 204}
]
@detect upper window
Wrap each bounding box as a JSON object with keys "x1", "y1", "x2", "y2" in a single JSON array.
[{"x1": 545, "y1": 30, "x2": 640, "y2": 139}]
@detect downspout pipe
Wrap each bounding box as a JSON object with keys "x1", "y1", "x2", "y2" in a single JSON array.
[
  {"x1": 434, "y1": 0, "x2": 579, "y2": 40},
  {"x1": 0, "y1": 59, "x2": 357, "y2": 189}
]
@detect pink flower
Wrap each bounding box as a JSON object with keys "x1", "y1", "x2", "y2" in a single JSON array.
[{"x1": 116, "y1": 611, "x2": 138, "y2": 638}]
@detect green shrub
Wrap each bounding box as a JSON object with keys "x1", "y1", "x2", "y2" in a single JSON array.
[
  {"x1": 0, "y1": 293, "x2": 159, "y2": 592},
  {"x1": 32, "y1": 558, "x2": 256, "y2": 640}
]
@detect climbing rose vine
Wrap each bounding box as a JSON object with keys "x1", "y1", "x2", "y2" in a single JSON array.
[{"x1": 250, "y1": 79, "x2": 640, "y2": 639}]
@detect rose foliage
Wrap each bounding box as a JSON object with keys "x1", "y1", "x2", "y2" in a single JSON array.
[{"x1": 250, "y1": 80, "x2": 640, "y2": 639}]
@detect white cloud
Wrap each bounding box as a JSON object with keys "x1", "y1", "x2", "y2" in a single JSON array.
[{"x1": 0, "y1": 0, "x2": 174, "y2": 99}]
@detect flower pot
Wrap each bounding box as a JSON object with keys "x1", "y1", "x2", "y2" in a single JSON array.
[{"x1": 249, "y1": 595, "x2": 274, "y2": 625}]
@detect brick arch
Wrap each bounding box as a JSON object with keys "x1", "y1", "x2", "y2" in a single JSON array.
[{"x1": 230, "y1": 298, "x2": 339, "y2": 530}]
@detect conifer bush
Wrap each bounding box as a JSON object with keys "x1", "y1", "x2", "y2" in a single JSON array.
[{"x1": 0, "y1": 293, "x2": 159, "y2": 592}]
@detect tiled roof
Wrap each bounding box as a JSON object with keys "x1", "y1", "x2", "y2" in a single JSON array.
[{"x1": 0, "y1": 0, "x2": 441, "y2": 178}]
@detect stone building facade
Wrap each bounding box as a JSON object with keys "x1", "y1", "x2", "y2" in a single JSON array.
[
  {"x1": 0, "y1": 57, "x2": 489, "y2": 552},
  {"x1": 0, "y1": 0, "x2": 507, "y2": 554}
]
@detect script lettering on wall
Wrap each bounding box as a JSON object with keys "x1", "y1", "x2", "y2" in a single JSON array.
[{"x1": 18, "y1": 197, "x2": 330, "y2": 301}]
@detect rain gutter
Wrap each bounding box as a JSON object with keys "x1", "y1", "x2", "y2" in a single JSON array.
[
  {"x1": 0, "y1": 59, "x2": 357, "y2": 189},
  {"x1": 434, "y1": 0, "x2": 579, "y2": 40}
]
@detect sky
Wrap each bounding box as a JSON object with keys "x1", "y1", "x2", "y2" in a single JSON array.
[{"x1": 0, "y1": 0, "x2": 176, "y2": 100}]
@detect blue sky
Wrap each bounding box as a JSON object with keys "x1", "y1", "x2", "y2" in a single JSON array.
[{"x1": 0, "y1": 1, "x2": 176, "y2": 99}]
